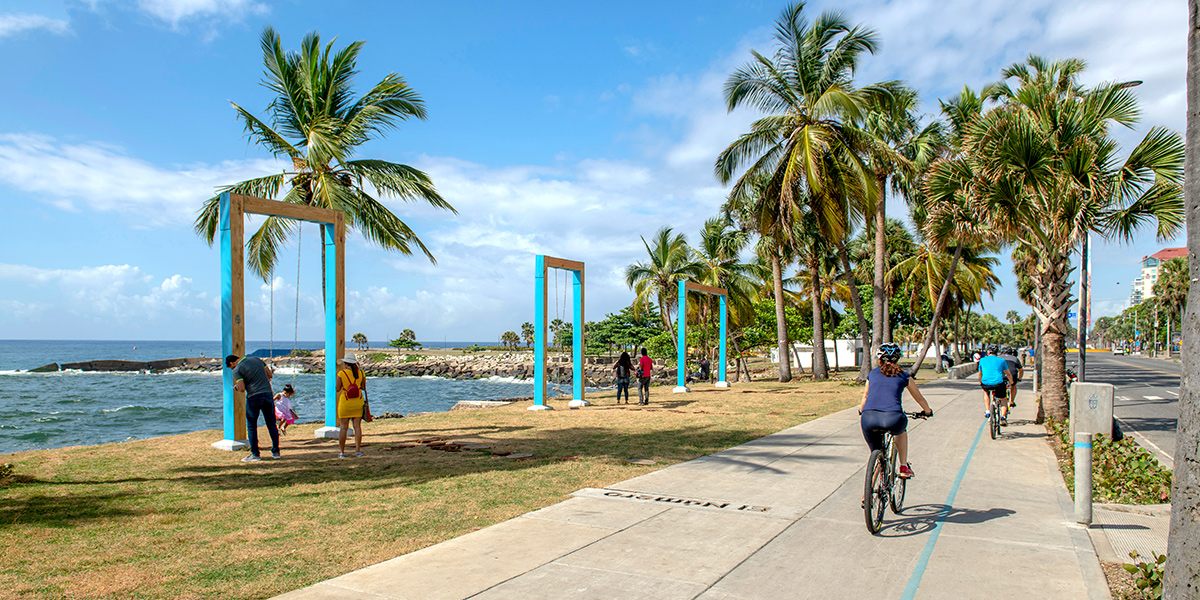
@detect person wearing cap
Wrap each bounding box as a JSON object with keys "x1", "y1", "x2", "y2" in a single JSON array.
[
  {"x1": 225, "y1": 353, "x2": 280, "y2": 462},
  {"x1": 335, "y1": 353, "x2": 368, "y2": 458}
]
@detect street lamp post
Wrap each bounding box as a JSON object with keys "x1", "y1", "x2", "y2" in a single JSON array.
[{"x1": 1077, "y1": 235, "x2": 1088, "y2": 382}]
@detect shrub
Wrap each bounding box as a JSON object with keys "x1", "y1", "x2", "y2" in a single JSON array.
[
  {"x1": 366, "y1": 353, "x2": 388, "y2": 363},
  {"x1": 0, "y1": 463, "x2": 12, "y2": 480},
  {"x1": 288, "y1": 349, "x2": 313, "y2": 357},
  {"x1": 1047, "y1": 418, "x2": 1172, "y2": 504},
  {"x1": 1123, "y1": 550, "x2": 1165, "y2": 599}
]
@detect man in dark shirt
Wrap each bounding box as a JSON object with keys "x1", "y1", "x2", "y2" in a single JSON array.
[
  {"x1": 226, "y1": 354, "x2": 280, "y2": 462},
  {"x1": 998, "y1": 350, "x2": 1024, "y2": 409}
]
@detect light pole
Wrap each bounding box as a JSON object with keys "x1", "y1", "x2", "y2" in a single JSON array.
[{"x1": 1077, "y1": 234, "x2": 1089, "y2": 381}]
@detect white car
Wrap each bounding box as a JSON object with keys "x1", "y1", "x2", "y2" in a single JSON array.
[{"x1": 1112, "y1": 347, "x2": 1125, "y2": 356}]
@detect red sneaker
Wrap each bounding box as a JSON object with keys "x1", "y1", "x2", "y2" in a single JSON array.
[{"x1": 899, "y1": 464, "x2": 915, "y2": 479}]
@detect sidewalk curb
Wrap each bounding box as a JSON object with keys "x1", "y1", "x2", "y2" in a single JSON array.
[{"x1": 1048, "y1": 436, "x2": 1114, "y2": 600}]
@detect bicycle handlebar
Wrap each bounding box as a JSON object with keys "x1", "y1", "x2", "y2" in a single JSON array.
[{"x1": 909, "y1": 411, "x2": 932, "y2": 419}]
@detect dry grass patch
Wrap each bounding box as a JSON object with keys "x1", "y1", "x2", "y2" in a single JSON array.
[{"x1": 0, "y1": 379, "x2": 860, "y2": 599}]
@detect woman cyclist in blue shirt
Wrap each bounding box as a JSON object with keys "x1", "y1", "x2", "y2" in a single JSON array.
[{"x1": 858, "y1": 343, "x2": 933, "y2": 478}]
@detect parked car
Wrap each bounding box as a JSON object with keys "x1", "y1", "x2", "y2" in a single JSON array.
[{"x1": 1112, "y1": 347, "x2": 1125, "y2": 355}]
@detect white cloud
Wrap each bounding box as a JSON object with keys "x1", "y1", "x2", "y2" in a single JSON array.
[
  {"x1": 133, "y1": 0, "x2": 268, "y2": 27},
  {"x1": 0, "y1": 263, "x2": 212, "y2": 328},
  {"x1": 0, "y1": 13, "x2": 70, "y2": 38},
  {"x1": 0, "y1": 133, "x2": 285, "y2": 226}
]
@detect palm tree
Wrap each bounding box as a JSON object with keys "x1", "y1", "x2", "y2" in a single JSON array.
[
  {"x1": 626, "y1": 227, "x2": 704, "y2": 334},
  {"x1": 520, "y1": 322, "x2": 535, "y2": 349},
  {"x1": 500, "y1": 331, "x2": 520, "y2": 349},
  {"x1": 959, "y1": 55, "x2": 1185, "y2": 419},
  {"x1": 194, "y1": 27, "x2": 456, "y2": 292},
  {"x1": 689, "y1": 217, "x2": 757, "y2": 358},
  {"x1": 352, "y1": 332, "x2": 367, "y2": 350},
  {"x1": 1005, "y1": 310, "x2": 1020, "y2": 340},
  {"x1": 861, "y1": 85, "x2": 945, "y2": 374},
  {"x1": 716, "y1": 2, "x2": 891, "y2": 380},
  {"x1": 1153, "y1": 257, "x2": 1187, "y2": 358},
  {"x1": 1167, "y1": 3, "x2": 1200, "y2": 590}
]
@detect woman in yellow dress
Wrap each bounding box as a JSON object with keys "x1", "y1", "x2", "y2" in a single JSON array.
[{"x1": 336, "y1": 353, "x2": 367, "y2": 457}]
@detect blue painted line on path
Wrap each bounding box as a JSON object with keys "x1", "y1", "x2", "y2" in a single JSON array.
[{"x1": 900, "y1": 417, "x2": 985, "y2": 600}]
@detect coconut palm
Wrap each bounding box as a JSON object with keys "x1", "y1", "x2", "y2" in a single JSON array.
[
  {"x1": 860, "y1": 85, "x2": 946, "y2": 373},
  {"x1": 194, "y1": 27, "x2": 456, "y2": 289},
  {"x1": 352, "y1": 332, "x2": 367, "y2": 350},
  {"x1": 689, "y1": 217, "x2": 758, "y2": 357},
  {"x1": 716, "y1": 2, "x2": 892, "y2": 380},
  {"x1": 626, "y1": 227, "x2": 705, "y2": 335},
  {"x1": 1153, "y1": 257, "x2": 1187, "y2": 358},
  {"x1": 500, "y1": 331, "x2": 520, "y2": 349},
  {"x1": 520, "y1": 322, "x2": 535, "y2": 349},
  {"x1": 956, "y1": 55, "x2": 1185, "y2": 418}
]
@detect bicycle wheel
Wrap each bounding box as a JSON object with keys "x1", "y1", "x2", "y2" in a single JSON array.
[
  {"x1": 989, "y1": 395, "x2": 999, "y2": 440},
  {"x1": 889, "y1": 441, "x2": 906, "y2": 514},
  {"x1": 864, "y1": 450, "x2": 887, "y2": 534}
]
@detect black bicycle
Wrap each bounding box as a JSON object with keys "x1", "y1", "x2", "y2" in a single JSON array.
[
  {"x1": 864, "y1": 411, "x2": 931, "y2": 534},
  {"x1": 985, "y1": 387, "x2": 1001, "y2": 440}
]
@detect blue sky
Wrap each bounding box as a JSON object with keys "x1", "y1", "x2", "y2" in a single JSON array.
[{"x1": 0, "y1": 0, "x2": 1187, "y2": 342}]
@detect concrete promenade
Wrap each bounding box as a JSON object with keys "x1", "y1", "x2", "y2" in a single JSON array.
[{"x1": 276, "y1": 379, "x2": 1113, "y2": 600}]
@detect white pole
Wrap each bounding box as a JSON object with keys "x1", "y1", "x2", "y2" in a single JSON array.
[{"x1": 1074, "y1": 432, "x2": 1093, "y2": 525}]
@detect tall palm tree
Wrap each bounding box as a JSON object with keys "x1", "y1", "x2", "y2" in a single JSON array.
[
  {"x1": 690, "y1": 217, "x2": 757, "y2": 357},
  {"x1": 1153, "y1": 257, "x2": 1187, "y2": 358},
  {"x1": 860, "y1": 85, "x2": 945, "y2": 374},
  {"x1": 1167, "y1": 3, "x2": 1200, "y2": 590},
  {"x1": 625, "y1": 227, "x2": 704, "y2": 333},
  {"x1": 716, "y1": 2, "x2": 891, "y2": 380},
  {"x1": 352, "y1": 332, "x2": 367, "y2": 350},
  {"x1": 520, "y1": 322, "x2": 535, "y2": 349},
  {"x1": 958, "y1": 55, "x2": 1185, "y2": 419},
  {"x1": 195, "y1": 27, "x2": 456, "y2": 290}
]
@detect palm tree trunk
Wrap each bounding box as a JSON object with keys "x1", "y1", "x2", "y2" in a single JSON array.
[
  {"x1": 791, "y1": 344, "x2": 805, "y2": 376},
  {"x1": 731, "y1": 334, "x2": 752, "y2": 382},
  {"x1": 883, "y1": 294, "x2": 892, "y2": 343},
  {"x1": 1033, "y1": 254, "x2": 1074, "y2": 420},
  {"x1": 871, "y1": 174, "x2": 887, "y2": 372},
  {"x1": 909, "y1": 245, "x2": 963, "y2": 375},
  {"x1": 1165, "y1": 4, "x2": 1200, "y2": 592},
  {"x1": 953, "y1": 310, "x2": 962, "y2": 363},
  {"x1": 772, "y1": 252, "x2": 792, "y2": 382},
  {"x1": 810, "y1": 256, "x2": 829, "y2": 380},
  {"x1": 838, "y1": 244, "x2": 872, "y2": 382}
]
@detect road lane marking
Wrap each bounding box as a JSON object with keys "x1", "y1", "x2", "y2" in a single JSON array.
[
  {"x1": 1143, "y1": 396, "x2": 1165, "y2": 401},
  {"x1": 901, "y1": 417, "x2": 985, "y2": 600},
  {"x1": 1114, "y1": 415, "x2": 1175, "y2": 462},
  {"x1": 1166, "y1": 390, "x2": 1179, "y2": 396}
]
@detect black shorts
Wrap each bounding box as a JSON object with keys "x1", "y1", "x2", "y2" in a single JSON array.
[
  {"x1": 981, "y1": 382, "x2": 1007, "y2": 400},
  {"x1": 861, "y1": 410, "x2": 907, "y2": 452}
]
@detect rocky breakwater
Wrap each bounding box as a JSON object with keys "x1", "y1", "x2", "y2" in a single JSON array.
[
  {"x1": 29, "y1": 357, "x2": 220, "y2": 373},
  {"x1": 328, "y1": 353, "x2": 676, "y2": 384}
]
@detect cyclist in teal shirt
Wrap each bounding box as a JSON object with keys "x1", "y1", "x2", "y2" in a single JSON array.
[{"x1": 978, "y1": 344, "x2": 1014, "y2": 425}]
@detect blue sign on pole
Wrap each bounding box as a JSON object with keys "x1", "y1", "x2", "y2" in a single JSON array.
[{"x1": 1068, "y1": 312, "x2": 1077, "y2": 318}]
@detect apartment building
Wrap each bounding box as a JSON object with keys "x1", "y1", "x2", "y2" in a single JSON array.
[{"x1": 1131, "y1": 247, "x2": 1186, "y2": 305}]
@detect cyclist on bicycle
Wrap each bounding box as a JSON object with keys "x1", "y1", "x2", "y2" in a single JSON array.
[
  {"x1": 979, "y1": 344, "x2": 1014, "y2": 425},
  {"x1": 998, "y1": 347, "x2": 1024, "y2": 409},
  {"x1": 858, "y1": 343, "x2": 933, "y2": 478}
]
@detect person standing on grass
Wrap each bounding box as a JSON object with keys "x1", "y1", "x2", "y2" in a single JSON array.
[
  {"x1": 636, "y1": 347, "x2": 653, "y2": 405},
  {"x1": 226, "y1": 354, "x2": 280, "y2": 462},
  {"x1": 336, "y1": 353, "x2": 367, "y2": 458},
  {"x1": 613, "y1": 352, "x2": 633, "y2": 404}
]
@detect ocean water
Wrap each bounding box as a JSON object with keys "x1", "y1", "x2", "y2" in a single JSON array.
[{"x1": 0, "y1": 340, "x2": 543, "y2": 455}]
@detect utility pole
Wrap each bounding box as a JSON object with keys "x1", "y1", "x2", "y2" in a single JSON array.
[{"x1": 1077, "y1": 235, "x2": 1089, "y2": 382}]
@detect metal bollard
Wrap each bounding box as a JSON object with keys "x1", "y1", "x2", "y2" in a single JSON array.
[{"x1": 1074, "y1": 432, "x2": 1093, "y2": 525}]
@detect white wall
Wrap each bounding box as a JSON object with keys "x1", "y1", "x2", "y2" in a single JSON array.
[{"x1": 770, "y1": 339, "x2": 861, "y2": 368}]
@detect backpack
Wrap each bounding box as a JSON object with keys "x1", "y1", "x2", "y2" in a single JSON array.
[
  {"x1": 616, "y1": 364, "x2": 629, "y2": 378},
  {"x1": 342, "y1": 370, "x2": 362, "y2": 399}
]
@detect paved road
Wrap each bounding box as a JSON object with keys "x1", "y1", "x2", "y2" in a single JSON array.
[{"x1": 1066, "y1": 350, "x2": 1179, "y2": 469}]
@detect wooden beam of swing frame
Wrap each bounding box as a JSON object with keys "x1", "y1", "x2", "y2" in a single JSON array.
[
  {"x1": 676, "y1": 280, "x2": 729, "y2": 389},
  {"x1": 220, "y1": 192, "x2": 345, "y2": 444},
  {"x1": 534, "y1": 255, "x2": 584, "y2": 407}
]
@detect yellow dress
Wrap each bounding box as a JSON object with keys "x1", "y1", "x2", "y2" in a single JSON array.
[{"x1": 337, "y1": 367, "x2": 366, "y2": 419}]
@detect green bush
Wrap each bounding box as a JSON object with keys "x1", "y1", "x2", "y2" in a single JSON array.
[
  {"x1": 645, "y1": 332, "x2": 675, "y2": 363},
  {"x1": 365, "y1": 352, "x2": 388, "y2": 362},
  {"x1": 288, "y1": 349, "x2": 313, "y2": 357},
  {"x1": 1123, "y1": 550, "x2": 1165, "y2": 599},
  {"x1": 1047, "y1": 418, "x2": 1172, "y2": 504},
  {"x1": 0, "y1": 463, "x2": 13, "y2": 480}
]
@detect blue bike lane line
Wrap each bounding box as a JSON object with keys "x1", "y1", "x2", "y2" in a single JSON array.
[{"x1": 900, "y1": 417, "x2": 987, "y2": 600}]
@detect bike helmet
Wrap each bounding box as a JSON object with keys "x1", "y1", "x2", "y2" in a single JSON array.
[
  {"x1": 877, "y1": 343, "x2": 902, "y2": 363},
  {"x1": 986, "y1": 343, "x2": 1000, "y2": 355}
]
